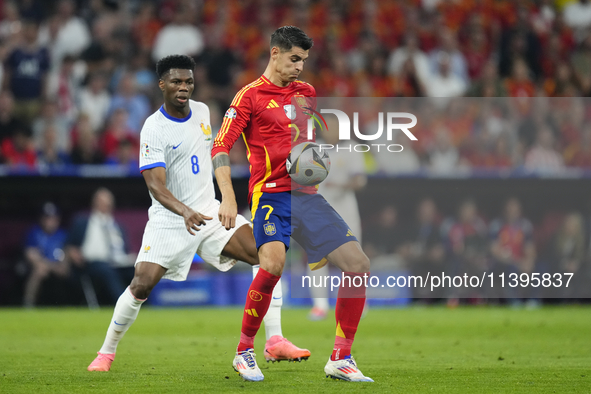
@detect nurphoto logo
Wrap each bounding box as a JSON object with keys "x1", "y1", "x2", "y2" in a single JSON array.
[{"x1": 304, "y1": 106, "x2": 418, "y2": 153}]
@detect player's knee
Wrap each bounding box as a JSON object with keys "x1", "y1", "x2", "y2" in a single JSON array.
[
  {"x1": 260, "y1": 259, "x2": 284, "y2": 276},
  {"x1": 129, "y1": 276, "x2": 156, "y2": 299},
  {"x1": 347, "y1": 251, "x2": 370, "y2": 273}
]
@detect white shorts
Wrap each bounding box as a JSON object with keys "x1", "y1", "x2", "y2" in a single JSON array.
[{"x1": 135, "y1": 200, "x2": 250, "y2": 281}]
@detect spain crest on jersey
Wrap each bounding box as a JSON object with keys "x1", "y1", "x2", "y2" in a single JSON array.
[
  {"x1": 264, "y1": 222, "x2": 277, "y2": 236},
  {"x1": 284, "y1": 104, "x2": 296, "y2": 120},
  {"x1": 294, "y1": 94, "x2": 307, "y2": 109}
]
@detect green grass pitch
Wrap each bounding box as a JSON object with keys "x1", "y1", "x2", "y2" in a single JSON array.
[{"x1": 1, "y1": 306, "x2": 590, "y2": 393}]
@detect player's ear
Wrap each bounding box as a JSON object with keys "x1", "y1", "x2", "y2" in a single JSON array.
[
  {"x1": 270, "y1": 46, "x2": 280, "y2": 60},
  {"x1": 158, "y1": 79, "x2": 165, "y2": 92}
]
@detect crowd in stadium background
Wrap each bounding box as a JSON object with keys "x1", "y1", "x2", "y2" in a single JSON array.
[{"x1": 1, "y1": 0, "x2": 591, "y2": 171}]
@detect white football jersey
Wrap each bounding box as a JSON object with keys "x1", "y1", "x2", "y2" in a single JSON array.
[{"x1": 139, "y1": 100, "x2": 215, "y2": 220}]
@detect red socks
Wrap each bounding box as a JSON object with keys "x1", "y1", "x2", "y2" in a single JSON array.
[
  {"x1": 331, "y1": 272, "x2": 367, "y2": 361},
  {"x1": 237, "y1": 268, "x2": 280, "y2": 352}
]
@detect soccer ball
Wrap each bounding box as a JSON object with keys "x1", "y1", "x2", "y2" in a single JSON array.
[{"x1": 286, "y1": 142, "x2": 331, "y2": 186}]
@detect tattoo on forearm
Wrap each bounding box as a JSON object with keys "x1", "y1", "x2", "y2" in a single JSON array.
[{"x1": 212, "y1": 154, "x2": 231, "y2": 170}]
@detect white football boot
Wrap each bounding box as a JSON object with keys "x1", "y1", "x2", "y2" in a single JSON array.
[
  {"x1": 324, "y1": 355, "x2": 374, "y2": 382},
  {"x1": 233, "y1": 349, "x2": 264, "y2": 382}
]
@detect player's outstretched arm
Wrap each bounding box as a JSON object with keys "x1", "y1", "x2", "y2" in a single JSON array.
[
  {"x1": 142, "y1": 166, "x2": 212, "y2": 235},
  {"x1": 213, "y1": 152, "x2": 237, "y2": 230}
]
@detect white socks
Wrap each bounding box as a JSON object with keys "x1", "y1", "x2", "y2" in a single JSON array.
[
  {"x1": 99, "y1": 287, "x2": 146, "y2": 354},
  {"x1": 252, "y1": 265, "x2": 283, "y2": 340},
  {"x1": 310, "y1": 264, "x2": 330, "y2": 311},
  {"x1": 98, "y1": 268, "x2": 282, "y2": 353}
]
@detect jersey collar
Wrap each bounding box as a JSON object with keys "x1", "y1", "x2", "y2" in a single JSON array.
[
  {"x1": 159, "y1": 105, "x2": 192, "y2": 123},
  {"x1": 261, "y1": 74, "x2": 293, "y2": 88}
]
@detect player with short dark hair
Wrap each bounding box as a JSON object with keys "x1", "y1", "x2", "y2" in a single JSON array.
[
  {"x1": 269, "y1": 25, "x2": 314, "y2": 52},
  {"x1": 212, "y1": 26, "x2": 373, "y2": 382},
  {"x1": 155, "y1": 54, "x2": 196, "y2": 79},
  {"x1": 87, "y1": 54, "x2": 308, "y2": 372}
]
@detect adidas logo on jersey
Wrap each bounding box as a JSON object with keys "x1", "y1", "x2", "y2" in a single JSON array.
[{"x1": 266, "y1": 99, "x2": 279, "y2": 109}]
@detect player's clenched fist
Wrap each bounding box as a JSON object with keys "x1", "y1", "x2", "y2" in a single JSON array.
[
  {"x1": 218, "y1": 199, "x2": 237, "y2": 230},
  {"x1": 182, "y1": 207, "x2": 212, "y2": 235}
]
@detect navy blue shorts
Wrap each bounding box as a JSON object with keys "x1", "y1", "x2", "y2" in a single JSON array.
[{"x1": 250, "y1": 191, "x2": 358, "y2": 269}]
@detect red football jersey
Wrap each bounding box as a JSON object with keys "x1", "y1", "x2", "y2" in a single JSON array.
[{"x1": 212, "y1": 75, "x2": 318, "y2": 203}]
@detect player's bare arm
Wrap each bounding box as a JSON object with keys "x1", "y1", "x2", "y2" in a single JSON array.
[
  {"x1": 212, "y1": 152, "x2": 237, "y2": 230},
  {"x1": 142, "y1": 166, "x2": 212, "y2": 235}
]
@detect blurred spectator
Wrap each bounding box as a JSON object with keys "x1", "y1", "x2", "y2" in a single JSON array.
[
  {"x1": 78, "y1": 72, "x2": 111, "y2": 132},
  {"x1": 22, "y1": 202, "x2": 68, "y2": 307},
  {"x1": 110, "y1": 49, "x2": 157, "y2": 98},
  {"x1": 355, "y1": 51, "x2": 398, "y2": 97},
  {"x1": 462, "y1": 22, "x2": 491, "y2": 80},
  {"x1": 491, "y1": 133, "x2": 515, "y2": 168},
  {"x1": 107, "y1": 73, "x2": 150, "y2": 134},
  {"x1": 461, "y1": 131, "x2": 493, "y2": 169},
  {"x1": 564, "y1": 123, "x2": 591, "y2": 168},
  {"x1": 540, "y1": 33, "x2": 567, "y2": 82},
  {"x1": 3, "y1": 19, "x2": 49, "y2": 125},
  {"x1": 1, "y1": 126, "x2": 36, "y2": 167},
  {"x1": 524, "y1": 127, "x2": 565, "y2": 173},
  {"x1": 101, "y1": 108, "x2": 139, "y2": 158},
  {"x1": 0, "y1": 1, "x2": 22, "y2": 43},
  {"x1": 151, "y1": 5, "x2": 204, "y2": 62},
  {"x1": 504, "y1": 58, "x2": 536, "y2": 98},
  {"x1": 563, "y1": 0, "x2": 591, "y2": 39},
  {"x1": 408, "y1": 198, "x2": 445, "y2": 299},
  {"x1": 550, "y1": 212, "x2": 585, "y2": 298},
  {"x1": 104, "y1": 138, "x2": 139, "y2": 171},
  {"x1": 65, "y1": 188, "x2": 133, "y2": 305},
  {"x1": 374, "y1": 132, "x2": 421, "y2": 174},
  {"x1": 17, "y1": 0, "x2": 46, "y2": 23},
  {"x1": 127, "y1": 51, "x2": 157, "y2": 95},
  {"x1": 46, "y1": 55, "x2": 82, "y2": 125},
  {"x1": 426, "y1": 52, "x2": 467, "y2": 97},
  {"x1": 544, "y1": 62, "x2": 579, "y2": 97},
  {"x1": 364, "y1": 205, "x2": 406, "y2": 259},
  {"x1": 31, "y1": 99, "x2": 70, "y2": 153},
  {"x1": 79, "y1": 0, "x2": 119, "y2": 26},
  {"x1": 428, "y1": 27, "x2": 468, "y2": 84},
  {"x1": 70, "y1": 116, "x2": 103, "y2": 165},
  {"x1": 132, "y1": 2, "x2": 163, "y2": 52},
  {"x1": 530, "y1": 0, "x2": 556, "y2": 38},
  {"x1": 348, "y1": 31, "x2": 380, "y2": 74},
  {"x1": 38, "y1": 0, "x2": 91, "y2": 71},
  {"x1": 197, "y1": 26, "x2": 238, "y2": 92},
  {"x1": 0, "y1": 90, "x2": 23, "y2": 143},
  {"x1": 571, "y1": 33, "x2": 591, "y2": 95},
  {"x1": 36, "y1": 123, "x2": 70, "y2": 168},
  {"x1": 79, "y1": 13, "x2": 118, "y2": 75},
  {"x1": 498, "y1": 7, "x2": 542, "y2": 79},
  {"x1": 388, "y1": 34, "x2": 430, "y2": 88},
  {"x1": 317, "y1": 54, "x2": 355, "y2": 97},
  {"x1": 518, "y1": 98, "x2": 550, "y2": 148},
  {"x1": 467, "y1": 61, "x2": 507, "y2": 97},
  {"x1": 554, "y1": 97, "x2": 585, "y2": 147},
  {"x1": 428, "y1": 127, "x2": 461, "y2": 174},
  {"x1": 489, "y1": 197, "x2": 536, "y2": 277},
  {"x1": 441, "y1": 199, "x2": 488, "y2": 299}
]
